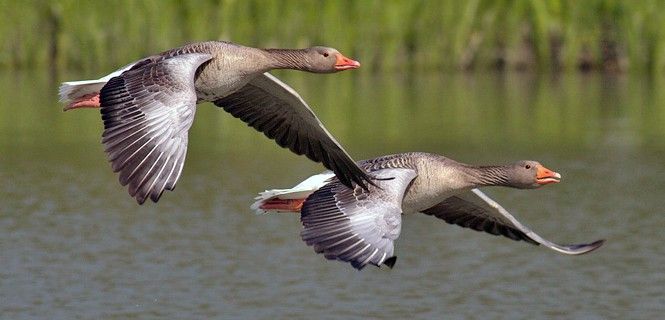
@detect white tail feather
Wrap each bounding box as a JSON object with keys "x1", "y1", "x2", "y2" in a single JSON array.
[
  {"x1": 58, "y1": 61, "x2": 137, "y2": 103},
  {"x1": 251, "y1": 172, "x2": 334, "y2": 214},
  {"x1": 59, "y1": 81, "x2": 107, "y2": 103}
]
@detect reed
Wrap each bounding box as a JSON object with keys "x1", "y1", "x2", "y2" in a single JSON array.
[{"x1": 3, "y1": 0, "x2": 665, "y2": 73}]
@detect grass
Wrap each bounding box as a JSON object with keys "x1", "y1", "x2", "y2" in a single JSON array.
[{"x1": 3, "y1": 0, "x2": 665, "y2": 73}]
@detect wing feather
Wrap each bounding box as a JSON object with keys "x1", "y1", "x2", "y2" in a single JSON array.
[
  {"x1": 99, "y1": 53, "x2": 213, "y2": 204},
  {"x1": 421, "y1": 189, "x2": 604, "y2": 254},
  {"x1": 300, "y1": 168, "x2": 417, "y2": 270},
  {"x1": 214, "y1": 73, "x2": 373, "y2": 190}
]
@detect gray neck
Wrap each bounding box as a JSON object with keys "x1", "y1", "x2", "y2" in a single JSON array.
[
  {"x1": 461, "y1": 165, "x2": 512, "y2": 188},
  {"x1": 263, "y1": 48, "x2": 311, "y2": 71}
]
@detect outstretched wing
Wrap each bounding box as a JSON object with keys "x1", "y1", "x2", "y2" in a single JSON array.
[
  {"x1": 100, "y1": 53, "x2": 213, "y2": 204},
  {"x1": 300, "y1": 168, "x2": 417, "y2": 270},
  {"x1": 213, "y1": 73, "x2": 373, "y2": 190},
  {"x1": 421, "y1": 189, "x2": 604, "y2": 255}
]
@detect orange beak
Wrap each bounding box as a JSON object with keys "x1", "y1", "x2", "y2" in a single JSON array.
[
  {"x1": 334, "y1": 53, "x2": 361, "y2": 71},
  {"x1": 536, "y1": 165, "x2": 562, "y2": 185}
]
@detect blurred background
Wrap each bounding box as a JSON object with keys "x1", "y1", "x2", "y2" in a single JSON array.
[
  {"x1": 5, "y1": 0, "x2": 665, "y2": 73},
  {"x1": 1, "y1": 1, "x2": 664, "y2": 319}
]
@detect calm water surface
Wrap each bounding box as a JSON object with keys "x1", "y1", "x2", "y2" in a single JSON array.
[{"x1": 1, "y1": 71, "x2": 664, "y2": 319}]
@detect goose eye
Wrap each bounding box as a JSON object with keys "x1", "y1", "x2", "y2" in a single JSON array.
[
  {"x1": 323, "y1": 52, "x2": 329, "y2": 57},
  {"x1": 525, "y1": 164, "x2": 531, "y2": 169}
]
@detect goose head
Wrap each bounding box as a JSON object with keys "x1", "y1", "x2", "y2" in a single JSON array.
[
  {"x1": 304, "y1": 46, "x2": 361, "y2": 73},
  {"x1": 507, "y1": 160, "x2": 561, "y2": 189}
]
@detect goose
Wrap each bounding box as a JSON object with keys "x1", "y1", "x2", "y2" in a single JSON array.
[
  {"x1": 58, "y1": 40, "x2": 372, "y2": 204},
  {"x1": 251, "y1": 152, "x2": 604, "y2": 270}
]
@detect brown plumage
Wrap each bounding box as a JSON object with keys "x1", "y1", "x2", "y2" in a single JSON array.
[
  {"x1": 252, "y1": 152, "x2": 604, "y2": 270},
  {"x1": 60, "y1": 41, "x2": 371, "y2": 204}
]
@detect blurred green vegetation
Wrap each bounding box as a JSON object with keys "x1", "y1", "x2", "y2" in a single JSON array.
[{"x1": 4, "y1": 0, "x2": 665, "y2": 73}]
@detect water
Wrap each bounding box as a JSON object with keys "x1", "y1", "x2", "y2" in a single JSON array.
[{"x1": 1, "y1": 70, "x2": 664, "y2": 319}]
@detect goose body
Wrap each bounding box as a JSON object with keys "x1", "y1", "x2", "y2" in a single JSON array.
[
  {"x1": 252, "y1": 152, "x2": 604, "y2": 270},
  {"x1": 59, "y1": 40, "x2": 369, "y2": 204}
]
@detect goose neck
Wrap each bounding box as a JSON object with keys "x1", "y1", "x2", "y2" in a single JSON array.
[
  {"x1": 263, "y1": 48, "x2": 310, "y2": 71},
  {"x1": 462, "y1": 165, "x2": 512, "y2": 188}
]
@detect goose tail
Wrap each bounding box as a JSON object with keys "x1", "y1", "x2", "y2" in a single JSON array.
[
  {"x1": 59, "y1": 79, "x2": 108, "y2": 104},
  {"x1": 59, "y1": 61, "x2": 138, "y2": 109},
  {"x1": 251, "y1": 172, "x2": 334, "y2": 214}
]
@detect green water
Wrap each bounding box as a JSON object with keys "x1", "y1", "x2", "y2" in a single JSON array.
[{"x1": 1, "y1": 70, "x2": 664, "y2": 318}]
